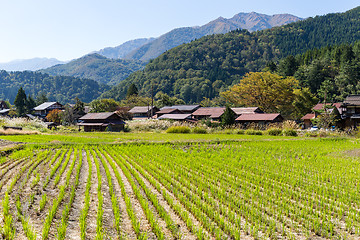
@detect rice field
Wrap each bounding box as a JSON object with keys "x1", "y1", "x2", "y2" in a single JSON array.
[{"x1": 0, "y1": 136, "x2": 359, "y2": 239}]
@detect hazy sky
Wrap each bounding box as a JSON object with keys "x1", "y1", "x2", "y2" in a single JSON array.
[{"x1": 0, "y1": 0, "x2": 358, "y2": 62}]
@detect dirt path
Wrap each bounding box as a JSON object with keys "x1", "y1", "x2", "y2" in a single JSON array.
[
  {"x1": 66, "y1": 149, "x2": 88, "y2": 240},
  {"x1": 85, "y1": 149, "x2": 99, "y2": 240},
  {"x1": 100, "y1": 150, "x2": 137, "y2": 238}
]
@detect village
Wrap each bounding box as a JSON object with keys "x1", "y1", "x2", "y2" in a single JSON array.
[{"x1": 1, "y1": 94, "x2": 360, "y2": 133}]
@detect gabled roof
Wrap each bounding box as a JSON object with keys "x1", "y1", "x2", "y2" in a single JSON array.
[
  {"x1": 236, "y1": 113, "x2": 282, "y2": 121},
  {"x1": 301, "y1": 113, "x2": 316, "y2": 120},
  {"x1": 79, "y1": 112, "x2": 120, "y2": 120},
  {"x1": 129, "y1": 106, "x2": 157, "y2": 114},
  {"x1": 156, "y1": 108, "x2": 183, "y2": 114},
  {"x1": 343, "y1": 95, "x2": 360, "y2": 106},
  {"x1": 313, "y1": 103, "x2": 342, "y2": 110},
  {"x1": 231, "y1": 107, "x2": 263, "y2": 115},
  {"x1": 168, "y1": 105, "x2": 200, "y2": 111},
  {"x1": 34, "y1": 102, "x2": 62, "y2": 111},
  {"x1": 157, "y1": 114, "x2": 192, "y2": 120},
  {"x1": 192, "y1": 107, "x2": 226, "y2": 118}
]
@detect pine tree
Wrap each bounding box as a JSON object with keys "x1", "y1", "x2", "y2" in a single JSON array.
[
  {"x1": 14, "y1": 87, "x2": 27, "y2": 116},
  {"x1": 126, "y1": 83, "x2": 138, "y2": 98},
  {"x1": 221, "y1": 105, "x2": 236, "y2": 126}
]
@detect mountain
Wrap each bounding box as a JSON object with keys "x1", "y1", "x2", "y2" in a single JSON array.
[
  {"x1": 101, "y1": 7, "x2": 360, "y2": 103},
  {"x1": 95, "y1": 38, "x2": 155, "y2": 59},
  {"x1": 0, "y1": 58, "x2": 65, "y2": 71},
  {"x1": 0, "y1": 70, "x2": 109, "y2": 104},
  {"x1": 123, "y1": 12, "x2": 302, "y2": 62},
  {"x1": 40, "y1": 54, "x2": 146, "y2": 85}
]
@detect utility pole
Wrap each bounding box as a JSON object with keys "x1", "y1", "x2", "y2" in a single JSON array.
[{"x1": 151, "y1": 81, "x2": 154, "y2": 118}]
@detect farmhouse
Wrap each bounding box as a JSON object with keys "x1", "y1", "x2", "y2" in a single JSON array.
[
  {"x1": 340, "y1": 95, "x2": 360, "y2": 128},
  {"x1": 157, "y1": 113, "x2": 193, "y2": 121},
  {"x1": 160, "y1": 105, "x2": 200, "y2": 114},
  {"x1": 155, "y1": 108, "x2": 184, "y2": 118},
  {"x1": 78, "y1": 112, "x2": 125, "y2": 132},
  {"x1": 235, "y1": 113, "x2": 284, "y2": 124},
  {"x1": 0, "y1": 101, "x2": 10, "y2": 116},
  {"x1": 34, "y1": 102, "x2": 64, "y2": 118},
  {"x1": 231, "y1": 107, "x2": 264, "y2": 117},
  {"x1": 300, "y1": 102, "x2": 342, "y2": 129},
  {"x1": 192, "y1": 107, "x2": 226, "y2": 121},
  {"x1": 129, "y1": 106, "x2": 159, "y2": 119}
]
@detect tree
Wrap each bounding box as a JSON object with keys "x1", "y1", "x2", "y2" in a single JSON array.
[
  {"x1": 292, "y1": 88, "x2": 318, "y2": 119},
  {"x1": 46, "y1": 109, "x2": 62, "y2": 124},
  {"x1": 73, "y1": 97, "x2": 85, "y2": 118},
  {"x1": 119, "y1": 95, "x2": 151, "y2": 108},
  {"x1": 90, "y1": 99, "x2": 119, "y2": 113},
  {"x1": 61, "y1": 105, "x2": 75, "y2": 126},
  {"x1": 221, "y1": 105, "x2": 236, "y2": 126},
  {"x1": 14, "y1": 87, "x2": 27, "y2": 116},
  {"x1": 126, "y1": 83, "x2": 138, "y2": 98},
  {"x1": 26, "y1": 95, "x2": 36, "y2": 114},
  {"x1": 155, "y1": 92, "x2": 185, "y2": 108},
  {"x1": 36, "y1": 92, "x2": 48, "y2": 105},
  {"x1": 221, "y1": 72, "x2": 299, "y2": 116}
]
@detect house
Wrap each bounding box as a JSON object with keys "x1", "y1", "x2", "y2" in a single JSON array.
[
  {"x1": 0, "y1": 101, "x2": 10, "y2": 116},
  {"x1": 161, "y1": 105, "x2": 201, "y2": 114},
  {"x1": 78, "y1": 112, "x2": 125, "y2": 132},
  {"x1": 340, "y1": 95, "x2": 360, "y2": 128},
  {"x1": 155, "y1": 108, "x2": 184, "y2": 118},
  {"x1": 129, "y1": 106, "x2": 159, "y2": 119},
  {"x1": 300, "y1": 102, "x2": 342, "y2": 129},
  {"x1": 301, "y1": 113, "x2": 316, "y2": 129},
  {"x1": 231, "y1": 107, "x2": 264, "y2": 117},
  {"x1": 157, "y1": 113, "x2": 193, "y2": 121},
  {"x1": 235, "y1": 113, "x2": 284, "y2": 124},
  {"x1": 0, "y1": 101, "x2": 8, "y2": 110},
  {"x1": 34, "y1": 102, "x2": 64, "y2": 118},
  {"x1": 192, "y1": 107, "x2": 226, "y2": 121}
]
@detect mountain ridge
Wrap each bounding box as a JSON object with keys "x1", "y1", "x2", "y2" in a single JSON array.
[{"x1": 0, "y1": 58, "x2": 66, "y2": 71}]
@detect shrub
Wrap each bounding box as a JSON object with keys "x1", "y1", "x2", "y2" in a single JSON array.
[
  {"x1": 245, "y1": 129, "x2": 263, "y2": 135},
  {"x1": 166, "y1": 126, "x2": 191, "y2": 133},
  {"x1": 305, "y1": 132, "x2": 318, "y2": 137},
  {"x1": 192, "y1": 127, "x2": 207, "y2": 134},
  {"x1": 236, "y1": 130, "x2": 245, "y2": 135},
  {"x1": 283, "y1": 129, "x2": 298, "y2": 137},
  {"x1": 266, "y1": 128, "x2": 283, "y2": 136}
]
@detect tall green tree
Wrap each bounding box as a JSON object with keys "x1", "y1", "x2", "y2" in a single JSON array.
[
  {"x1": 221, "y1": 105, "x2": 236, "y2": 126},
  {"x1": 126, "y1": 83, "x2": 138, "y2": 98},
  {"x1": 36, "y1": 92, "x2": 48, "y2": 105},
  {"x1": 14, "y1": 87, "x2": 27, "y2": 116},
  {"x1": 26, "y1": 95, "x2": 36, "y2": 113}
]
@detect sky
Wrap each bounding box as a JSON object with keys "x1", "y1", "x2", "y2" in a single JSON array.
[{"x1": 0, "y1": 0, "x2": 358, "y2": 63}]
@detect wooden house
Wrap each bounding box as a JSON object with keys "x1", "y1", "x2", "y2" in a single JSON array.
[
  {"x1": 129, "y1": 106, "x2": 159, "y2": 119},
  {"x1": 161, "y1": 105, "x2": 200, "y2": 114},
  {"x1": 34, "y1": 102, "x2": 64, "y2": 118},
  {"x1": 155, "y1": 108, "x2": 184, "y2": 118},
  {"x1": 0, "y1": 101, "x2": 8, "y2": 110},
  {"x1": 300, "y1": 102, "x2": 342, "y2": 129},
  {"x1": 340, "y1": 95, "x2": 360, "y2": 128},
  {"x1": 157, "y1": 113, "x2": 193, "y2": 121},
  {"x1": 301, "y1": 113, "x2": 316, "y2": 129},
  {"x1": 192, "y1": 107, "x2": 226, "y2": 121},
  {"x1": 231, "y1": 107, "x2": 264, "y2": 118},
  {"x1": 78, "y1": 112, "x2": 125, "y2": 132}
]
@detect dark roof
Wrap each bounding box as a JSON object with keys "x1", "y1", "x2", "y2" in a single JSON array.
[
  {"x1": 231, "y1": 107, "x2": 263, "y2": 115},
  {"x1": 168, "y1": 105, "x2": 200, "y2": 111},
  {"x1": 192, "y1": 107, "x2": 225, "y2": 118},
  {"x1": 79, "y1": 112, "x2": 119, "y2": 120},
  {"x1": 343, "y1": 95, "x2": 360, "y2": 106},
  {"x1": 157, "y1": 114, "x2": 192, "y2": 120},
  {"x1": 313, "y1": 103, "x2": 342, "y2": 110},
  {"x1": 236, "y1": 113, "x2": 282, "y2": 121},
  {"x1": 34, "y1": 102, "x2": 62, "y2": 111},
  {"x1": 301, "y1": 113, "x2": 316, "y2": 120},
  {"x1": 156, "y1": 108, "x2": 183, "y2": 114},
  {"x1": 129, "y1": 106, "x2": 157, "y2": 114}
]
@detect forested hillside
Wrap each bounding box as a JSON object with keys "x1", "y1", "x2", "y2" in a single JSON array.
[
  {"x1": 0, "y1": 71, "x2": 109, "y2": 104},
  {"x1": 102, "y1": 7, "x2": 360, "y2": 103},
  {"x1": 40, "y1": 54, "x2": 146, "y2": 85}
]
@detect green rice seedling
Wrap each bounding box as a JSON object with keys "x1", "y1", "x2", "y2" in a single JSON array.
[
  {"x1": 1, "y1": 192, "x2": 15, "y2": 240},
  {"x1": 39, "y1": 193, "x2": 47, "y2": 212},
  {"x1": 79, "y1": 149, "x2": 92, "y2": 240},
  {"x1": 166, "y1": 126, "x2": 191, "y2": 133}
]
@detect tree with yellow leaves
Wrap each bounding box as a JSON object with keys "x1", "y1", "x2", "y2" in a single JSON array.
[{"x1": 221, "y1": 72, "x2": 299, "y2": 116}]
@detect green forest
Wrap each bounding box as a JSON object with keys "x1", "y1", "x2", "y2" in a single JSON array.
[
  {"x1": 0, "y1": 71, "x2": 109, "y2": 104},
  {"x1": 40, "y1": 53, "x2": 146, "y2": 85},
  {"x1": 101, "y1": 7, "x2": 360, "y2": 103}
]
